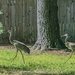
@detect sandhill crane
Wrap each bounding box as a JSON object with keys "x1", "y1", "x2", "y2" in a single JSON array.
[
  {"x1": 61, "y1": 33, "x2": 75, "y2": 63},
  {"x1": 8, "y1": 30, "x2": 30, "y2": 64}
]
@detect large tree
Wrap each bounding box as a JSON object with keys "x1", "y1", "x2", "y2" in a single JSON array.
[{"x1": 32, "y1": 0, "x2": 66, "y2": 50}]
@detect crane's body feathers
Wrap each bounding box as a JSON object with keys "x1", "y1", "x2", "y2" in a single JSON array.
[{"x1": 13, "y1": 40, "x2": 30, "y2": 54}]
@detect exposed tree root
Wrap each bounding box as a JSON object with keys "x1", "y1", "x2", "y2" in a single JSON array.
[{"x1": 32, "y1": 41, "x2": 41, "y2": 50}]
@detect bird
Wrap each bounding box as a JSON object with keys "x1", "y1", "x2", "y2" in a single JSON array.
[
  {"x1": 61, "y1": 33, "x2": 75, "y2": 63},
  {"x1": 8, "y1": 30, "x2": 30, "y2": 64}
]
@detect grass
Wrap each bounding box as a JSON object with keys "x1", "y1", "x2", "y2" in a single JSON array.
[{"x1": 0, "y1": 46, "x2": 75, "y2": 75}]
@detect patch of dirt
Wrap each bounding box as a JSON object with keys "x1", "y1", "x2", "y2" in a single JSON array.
[
  {"x1": 41, "y1": 50, "x2": 71, "y2": 56},
  {"x1": 0, "y1": 45, "x2": 15, "y2": 50},
  {"x1": 31, "y1": 49, "x2": 75, "y2": 56},
  {"x1": 0, "y1": 45, "x2": 75, "y2": 56}
]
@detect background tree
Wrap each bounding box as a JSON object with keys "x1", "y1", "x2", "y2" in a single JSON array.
[{"x1": 32, "y1": 0, "x2": 67, "y2": 50}]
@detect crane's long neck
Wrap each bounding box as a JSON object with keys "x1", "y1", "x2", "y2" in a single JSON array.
[
  {"x1": 65, "y1": 35, "x2": 68, "y2": 43},
  {"x1": 9, "y1": 31, "x2": 14, "y2": 44}
]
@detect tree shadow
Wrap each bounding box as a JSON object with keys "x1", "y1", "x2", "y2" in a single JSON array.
[
  {"x1": 60, "y1": 71, "x2": 75, "y2": 75},
  {"x1": 0, "y1": 65, "x2": 75, "y2": 75},
  {"x1": 0, "y1": 65, "x2": 22, "y2": 71},
  {"x1": 18, "y1": 71, "x2": 75, "y2": 75}
]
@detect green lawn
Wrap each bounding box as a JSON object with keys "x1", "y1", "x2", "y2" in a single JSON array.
[{"x1": 0, "y1": 47, "x2": 75, "y2": 75}]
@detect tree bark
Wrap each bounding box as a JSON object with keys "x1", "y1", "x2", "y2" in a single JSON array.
[{"x1": 32, "y1": 0, "x2": 66, "y2": 50}]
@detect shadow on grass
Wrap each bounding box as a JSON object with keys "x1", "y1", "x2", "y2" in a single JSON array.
[
  {"x1": 0, "y1": 65, "x2": 75, "y2": 75},
  {"x1": 60, "y1": 71, "x2": 75, "y2": 75},
  {"x1": 0, "y1": 65, "x2": 22, "y2": 71}
]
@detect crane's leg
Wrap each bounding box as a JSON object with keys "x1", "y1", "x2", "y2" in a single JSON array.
[
  {"x1": 64, "y1": 49, "x2": 73, "y2": 64},
  {"x1": 20, "y1": 51, "x2": 25, "y2": 64},
  {"x1": 11, "y1": 50, "x2": 18, "y2": 62}
]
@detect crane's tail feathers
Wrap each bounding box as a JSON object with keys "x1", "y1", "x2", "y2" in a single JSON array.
[{"x1": 64, "y1": 49, "x2": 73, "y2": 64}]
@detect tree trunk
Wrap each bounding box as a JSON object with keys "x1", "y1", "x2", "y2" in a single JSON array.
[{"x1": 32, "y1": 0, "x2": 66, "y2": 50}]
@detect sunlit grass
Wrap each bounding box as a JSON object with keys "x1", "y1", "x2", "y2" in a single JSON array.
[{"x1": 0, "y1": 48, "x2": 75, "y2": 75}]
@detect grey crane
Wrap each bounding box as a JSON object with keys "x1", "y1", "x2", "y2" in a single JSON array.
[
  {"x1": 8, "y1": 30, "x2": 30, "y2": 64},
  {"x1": 61, "y1": 33, "x2": 75, "y2": 63}
]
